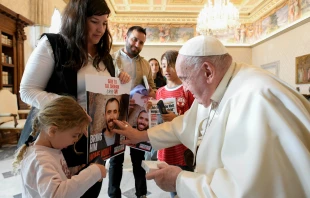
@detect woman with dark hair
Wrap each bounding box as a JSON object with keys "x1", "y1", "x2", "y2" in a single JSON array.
[
  {"x1": 149, "y1": 58, "x2": 166, "y2": 90},
  {"x1": 18, "y1": 0, "x2": 130, "y2": 197}
]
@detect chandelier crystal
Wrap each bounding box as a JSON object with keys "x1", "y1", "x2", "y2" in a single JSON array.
[{"x1": 196, "y1": 0, "x2": 240, "y2": 35}]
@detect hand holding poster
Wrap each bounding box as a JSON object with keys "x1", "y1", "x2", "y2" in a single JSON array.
[{"x1": 148, "y1": 98, "x2": 177, "y2": 128}]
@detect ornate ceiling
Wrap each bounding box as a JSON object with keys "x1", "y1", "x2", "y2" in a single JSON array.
[
  {"x1": 105, "y1": 0, "x2": 287, "y2": 24},
  {"x1": 64, "y1": 0, "x2": 287, "y2": 24}
]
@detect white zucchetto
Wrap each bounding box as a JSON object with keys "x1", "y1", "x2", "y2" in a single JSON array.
[{"x1": 179, "y1": 35, "x2": 228, "y2": 57}]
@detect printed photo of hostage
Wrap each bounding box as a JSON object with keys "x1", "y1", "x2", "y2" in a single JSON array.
[
  {"x1": 87, "y1": 92, "x2": 129, "y2": 161},
  {"x1": 127, "y1": 95, "x2": 152, "y2": 152},
  {"x1": 127, "y1": 110, "x2": 152, "y2": 151},
  {"x1": 100, "y1": 97, "x2": 121, "y2": 148}
]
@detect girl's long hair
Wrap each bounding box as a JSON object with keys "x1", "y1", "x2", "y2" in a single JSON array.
[{"x1": 12, "y1": 96, "x2": 90, "y2": 173}]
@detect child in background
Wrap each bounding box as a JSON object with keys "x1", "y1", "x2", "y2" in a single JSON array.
[
  {"x1": 13, "y1": 96, "x2": 106, "y2": 198},
  {"x1": 148, "y1": 50, "x2": 195, "y2": 198}
]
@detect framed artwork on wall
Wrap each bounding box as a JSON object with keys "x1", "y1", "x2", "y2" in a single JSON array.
[
  {"x1": 296, "y1": 54, "x2": 310, "y2": 84},
  {"x1": 109, "y1": 23, "x2": 196, "y2": 45},
  {"x1": 261, "y1": 61, "x2": 280, "y2": 77}
]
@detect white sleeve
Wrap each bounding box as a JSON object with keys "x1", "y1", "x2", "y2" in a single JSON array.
[
  {"x1": 147, "y1": 115, "x2": 184, "y2": 150},
  {"x1": 36, "y1": 162, "x2": 102, "y2": 198},
  {"x1": 20, "y1": 35, "x2": 60, "y2": 109},
  {"x1": 175, "y1": 92, "x2": 310, "y2": 197}
]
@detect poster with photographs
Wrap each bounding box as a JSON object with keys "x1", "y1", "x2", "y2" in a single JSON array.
[
  {"x1": 127, "y1": 93, "x2": 152, "y2": 152},
  {"x1": 148, "y1": 98, "x2": 177, "y2": 128},
  {"x1": 86, "y1": 75, "x2": 131, "y2": 162}
]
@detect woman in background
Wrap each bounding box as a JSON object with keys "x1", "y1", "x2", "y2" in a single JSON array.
[{"x1": 149, "y1": 58, "x2": 166, "y2": 90}]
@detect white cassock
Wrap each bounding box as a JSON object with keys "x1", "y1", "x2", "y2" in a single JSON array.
[{"x1": 148, "y1": 61, "x2": 310, "y2": 198}]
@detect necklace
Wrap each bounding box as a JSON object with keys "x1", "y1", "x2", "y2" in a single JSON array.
[
  {"x1": 198, "y1": 101, "x2": 219, "y2": 140},
  {"x1": 197, "y1": 63, "x2": 236, "y2": 143}
]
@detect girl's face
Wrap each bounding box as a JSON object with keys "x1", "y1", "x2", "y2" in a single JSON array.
[
  {"x1": 149, "y1": 60, "x2": 160, "y2": 74},
  {"x1": 161, "y1": 57, "x2": 178, "y2": 81},
  {"x1": 50, "y1": 126, "x2": 85, "y2": 149},
  {"x1": 86, "y1": 14, "x2": 109, "y2": 46}
]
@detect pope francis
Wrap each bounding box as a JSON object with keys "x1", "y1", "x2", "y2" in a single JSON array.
[{"x1": 112, "y1": 35, "x2": 310, "y2": 198}]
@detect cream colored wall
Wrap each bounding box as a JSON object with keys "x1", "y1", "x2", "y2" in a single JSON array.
[
  {"x1": 112, "y1": 45, "x2": 252, "y2": 64},
  {"x1": 0, "y1": 0, "x2": 31, "y2": 19},
  {"x1": 252, "y1": 20, "x2": 310, "y2": 94},
  {"x1": 0, "y1": 0, "x2": 66, "y2": 65}
]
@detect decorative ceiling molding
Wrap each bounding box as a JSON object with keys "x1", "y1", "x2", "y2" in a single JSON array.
[
  {"x1": 62, "y1": 0, "x2": 288, "y2": 24},
  {"x1": 106, "y1": 0, "x2": 283, "y2": 24},
  {"x1": 247, "y1": 0, "x2": 287, "y2": 22}
]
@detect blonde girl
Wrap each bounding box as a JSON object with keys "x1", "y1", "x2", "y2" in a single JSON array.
[{"x1": 13, "y1": 96, "x2": 106, "y2": 197}]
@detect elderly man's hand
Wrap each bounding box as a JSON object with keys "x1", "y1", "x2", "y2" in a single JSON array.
[
  {"x1": 112, "y1": 120, "x2": 150, "y2": 144},
  {"x1": 146, "y1": 163, "x2": 182, "y2": 192}
]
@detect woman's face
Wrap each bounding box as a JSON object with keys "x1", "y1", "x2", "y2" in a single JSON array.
[
  {"x1": 86, "y1": 14, "x2": 108, "y2": 46},
  {"x1": 149, "y1": 60, "x2": 160, "y2": 74}
]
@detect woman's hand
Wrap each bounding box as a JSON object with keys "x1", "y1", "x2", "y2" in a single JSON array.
[{"x1": 118, "y1": 71, "x2": 131, "y2": 84}]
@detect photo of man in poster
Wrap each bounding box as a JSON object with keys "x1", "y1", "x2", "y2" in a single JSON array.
[
  {"x1": 97, "y1": 97, "x2": 121, "y2": 149},
  {"x1": 136, "y1": 110, "x2": 149, "y2": 131}
]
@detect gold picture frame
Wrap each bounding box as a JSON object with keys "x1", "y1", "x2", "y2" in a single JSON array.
[{"x1": 296, "y1": 54, "x2": 310, "y2": 84}]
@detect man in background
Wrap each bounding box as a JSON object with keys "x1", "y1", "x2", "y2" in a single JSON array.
[{"x1": 109, "y1": 26, "x2": 155, "y2": 198}]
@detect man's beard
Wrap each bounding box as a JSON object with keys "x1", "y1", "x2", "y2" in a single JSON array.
[
  {"x1": 125, "y1": 42, "x2": 140, "y2": 57},
  {"x1": 137, "y1": 123, "x2": 147, "y2": 131},
  {"x1": 107, "y1": 119, "x2": 115, "y2": 131}
]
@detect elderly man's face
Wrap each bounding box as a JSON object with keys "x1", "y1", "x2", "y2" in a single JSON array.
[
  {"x1": 176, "y1": 55, "x2": 211, "y2": 107},
  {"x1": 105, "y1": 100, "x2": 119, "y2": 131}
]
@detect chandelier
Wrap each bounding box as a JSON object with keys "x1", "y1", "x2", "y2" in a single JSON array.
[{"x1": 196, "y1": 0, "x2": 240, "y2": 35}]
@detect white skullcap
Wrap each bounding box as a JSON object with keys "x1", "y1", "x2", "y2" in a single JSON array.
[{"x1": 179, "y1": 35, "x2": 228, "y2": 56}]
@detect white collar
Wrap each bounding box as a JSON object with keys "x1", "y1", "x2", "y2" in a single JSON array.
[{"x1": 210, "y1": 61, "x2": 236, "y2": 104}]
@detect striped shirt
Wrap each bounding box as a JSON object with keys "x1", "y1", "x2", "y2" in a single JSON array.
[{"x1": 156, "y1": 84, "x2": 195, "y2": 166}]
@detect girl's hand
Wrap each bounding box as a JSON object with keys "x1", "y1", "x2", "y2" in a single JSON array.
[
  {"x1": 118, "y1": 71, "x2": 131, "y2": 84},
  {"x1": 93, "y1": 164, "x2": 107, "y2": 180}
]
